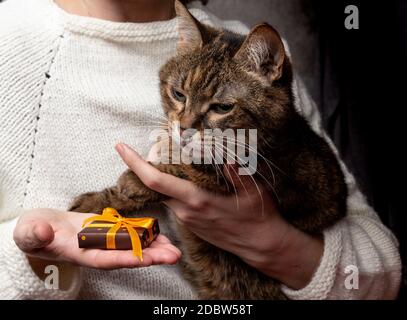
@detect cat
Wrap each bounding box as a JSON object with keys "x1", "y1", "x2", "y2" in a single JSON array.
[{"x1": 69, "y1": 0, "x2": 347, "y2": 299}]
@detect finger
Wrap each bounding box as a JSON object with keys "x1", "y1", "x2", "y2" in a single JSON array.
[
  {"x1": 14, "y1": 220, "x2": 54, "y2": 253},
  {"x1": 163, "y1": 198, "x2": 210, "y2": 225},
  {"x1": 153, "y1": 234, "x2": 172, "y2": 244},
  {"x1": 164, "y1": 199, "x2": 226, "y2": 229},
  {"x1": 149, "y1": 238, "x2": 182, "y2": 258},
  {"x1": 223, "y1": 164, "x2": 259, "y2": 194},
  {"x1": 163, "y1": 199, "x2": 189, "y2": 221},
  {"x1": 115, "y1": 143, "x2": 205, "y2": 205},
  {"x1": 83, "y1": 249, "x2": 147, "y2": 269},
  {"x1": 142, "y1": 246, "x2": 181, "y2": 265},
  {"x1": 85, "y1": 246, "x2": 180, "y2": 269},
  {"x1": 77, "y1": 236, "x2": 181, "y2": 269}
]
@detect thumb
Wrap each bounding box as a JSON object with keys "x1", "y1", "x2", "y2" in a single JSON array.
[{"x1": 14, "y1": 220, "x2": 55, "y2": 253}]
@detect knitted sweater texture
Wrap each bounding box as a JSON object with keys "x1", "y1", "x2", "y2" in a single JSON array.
[{"x1": 0, "y1": 0, "x2": 401, "y2": 300}]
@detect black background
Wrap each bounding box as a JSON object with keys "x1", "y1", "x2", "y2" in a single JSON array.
[{"x1": 313, "y1": 0, "x2": 406, "y2": 299}]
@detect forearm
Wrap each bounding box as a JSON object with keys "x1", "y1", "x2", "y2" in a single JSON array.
[
  {"x1": 254, "y1": 225, "x2": 324, "y2": 290},
  {"x1": 280, "y1": 214, "x2": 401, "y2": 300},
  {"x1": 247, "y1": 194, "x2": 401, "y2": 299}
]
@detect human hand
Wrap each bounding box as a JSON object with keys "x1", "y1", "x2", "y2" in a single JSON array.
[
  {"x1": 13, "y1": 208, "x2": 181, "y2": 270},
  {"x1": 116, "y1": 143, "x2": 324, "y2": 289}
]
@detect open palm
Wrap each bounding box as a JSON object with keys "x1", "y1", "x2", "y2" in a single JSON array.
[{"x1": 14, "y1": 209, "x2": 181, "y2": 269}]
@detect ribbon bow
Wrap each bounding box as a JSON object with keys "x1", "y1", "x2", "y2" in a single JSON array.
[{"x1": 82, "y1": 207, "x2": 155, "y2": 261}]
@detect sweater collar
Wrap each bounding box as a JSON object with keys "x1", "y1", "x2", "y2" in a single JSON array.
[{"x1": 45, "y1": 0, "x2": 214, "y2": 42}]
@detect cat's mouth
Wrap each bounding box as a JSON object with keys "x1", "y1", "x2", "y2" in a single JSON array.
[
  {"x1": 157, "y1": 120, "x2": 256, "y2": 173},
  {"x1": 167, "y1": 123, "x2": 222, "y2": 161}
]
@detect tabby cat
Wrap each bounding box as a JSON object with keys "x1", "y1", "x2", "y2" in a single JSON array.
[{"x1": 69, "y1": 0, "x2": 347, "y2": 299}]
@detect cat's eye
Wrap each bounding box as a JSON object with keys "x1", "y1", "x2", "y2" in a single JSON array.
[
  {"x1": 172, "y1": 89, "x2": 186, "y2": 103},
  {"x1": 210, "y1": 103, "x2": 235, "y2": 114}
]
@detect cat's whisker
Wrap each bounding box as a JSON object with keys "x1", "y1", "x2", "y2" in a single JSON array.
[
  {"x1": 212, "y1": 141, "x2": 251, "y2": 205},
  {"x1": 233, "y1": 138, "x2": 285, "y2": 176},
  {"x1": 204, "y1": 145, "x2": 230, "y2": 192},
  {"x1": 211, "y1": 145, "x2": 237, "y2": 196},
  {"x1": 259, "y1": 136, "x2": 276, "y2": 150},
  {"x1": 233, "y1": 139, "x2": 278, "y2": 187},
  {"x1": 233, "y1": 139, "x2": 287, "y2": 197},
  {"x1": 212, "y1": 144, "x2": 240, "y2": 210},
  {"x1": 211, "y1": 152, "x2": 231, "y2": 193},
  {"x1": 134, "y1": 113, "x2": 168, "y2": 122},
  {"x1": 224, "y1": 162, "x2": 244, "y2": 212},
  {"x1": 138, "y1": 109, "x2": 168, "y2": 119},
  {"x1": 211, "y1": 145, "x2": 234, "y2": 194},
  {"x1": 226, "y1": 155, "x2": 259, "y2": 214},
  {"x1": 132, "y1": 110, "x2": 169, "y2": 124},
  {"x1": 258, "y1": 138, "x2": 288, "y2": 176},
  {"x1": 229, "y1": 152, "x2": 266, "y2": 216},
  {"x1": 146, "y1": 120, "x2": 168, "y2": 127},
  {"x1": 233, "y1": 140, "x2": 275, "y2": 180},
  {"x1": 205, "y1": 145, "x2": 222, "y2": 184},
  {"x1": 231, "y1": 146, "x2": 281, "y2": 205},
  {"x1": 214, "y1": 140, "x2": 281, "y2": 215},
  {"x1": 233, "y1": 139, "x2": 282, "y2": 174},
  {"x1": 134, "y1": 124, "x2": 168, "y2": 129}
]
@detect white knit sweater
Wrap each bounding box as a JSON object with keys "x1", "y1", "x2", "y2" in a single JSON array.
[{"x1": 0, "y1": 0, "x2": 401, "y2": 300}]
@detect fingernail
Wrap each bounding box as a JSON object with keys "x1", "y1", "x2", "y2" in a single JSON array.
[{"x1": 115, "y1": 143, "x2": 125, "y2": 155}]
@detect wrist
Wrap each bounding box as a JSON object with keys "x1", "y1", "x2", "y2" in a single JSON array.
[{"x1": 250, "y1": 221, "x2": 324, "y2": 290}]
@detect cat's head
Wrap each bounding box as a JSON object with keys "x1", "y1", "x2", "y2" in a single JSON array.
[{"x1": 159, "y1": 0, "x2": 295, "y2": 152}]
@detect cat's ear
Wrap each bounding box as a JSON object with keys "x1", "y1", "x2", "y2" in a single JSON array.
[
  {"x1": 174, "y1": 0, "x2": 203, "y2": 54},
  {"x1": 234, "y1": 23, "x2": 285, "y2": 83}
]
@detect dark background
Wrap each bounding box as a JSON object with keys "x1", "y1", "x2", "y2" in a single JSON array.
[
  {"x1": 0, "y1": 0, "x2": 405, "y2": 299},
  {"x1": 313, "y1": 0, "x2": 407, "y2": 299}
]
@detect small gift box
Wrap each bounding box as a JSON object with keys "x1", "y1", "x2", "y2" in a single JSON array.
[{"x1": 78, "y1": 207, "x2": 159, "y2": 260}]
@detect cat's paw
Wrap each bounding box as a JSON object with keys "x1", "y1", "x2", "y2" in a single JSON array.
[
  {"x1": 68, "y1": 192, "x2": 106, "y2": 214},
  {"x1": 117, "y1": 173, "x2": 147, "y2": 200}
]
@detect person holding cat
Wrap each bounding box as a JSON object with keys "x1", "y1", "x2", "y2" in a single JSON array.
[{"x1": 0, "y1": 0, "x2": 401, "y2": 299}]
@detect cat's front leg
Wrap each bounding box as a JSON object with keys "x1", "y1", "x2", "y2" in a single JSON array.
[
  {"x1": 69, "y1": 164, "x2": 186, "y2": 215},
  {"x1": 68, "y1": 186, "x2": 142, "y2": 214},
  {"x1": 69, "y1": 190, "x2": 108, "y2": 214},
  {"x1": 116, "y1": 163, "x2": 188, "y2": 203}
]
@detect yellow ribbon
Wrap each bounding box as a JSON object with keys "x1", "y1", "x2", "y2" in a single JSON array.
[{"x1": 82, "y1": 207, "x2": 155, "y2": 261}]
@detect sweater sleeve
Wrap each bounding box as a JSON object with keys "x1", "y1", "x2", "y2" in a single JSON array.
[
  {"x1": 280, "y1": 76, "x2": 402, "y2": 299},
  {"x1": 0, "y1": 213, "x2": 82, "y2": 300}
]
